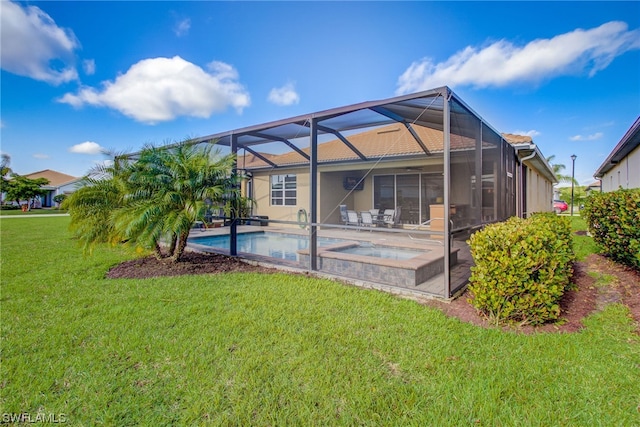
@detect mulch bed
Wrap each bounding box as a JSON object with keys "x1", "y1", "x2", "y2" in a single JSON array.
[{"x1": 106, "y1": 251, "x2": 276, "y2": 279}]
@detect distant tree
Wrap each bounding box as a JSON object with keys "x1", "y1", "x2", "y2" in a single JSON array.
[
  {"x1": 62, "y1": 154, "x2": 134, "y2": 254},
  {"x1": 559, "y1": 186, "x2": 587, "y2": 211},
  {"x1": 546, "y1": 155, "x2": 576, "y2": 186},
  {"x1": 1, "y1": 154, "x2": 12, "y2": 198},
  {"x1": 4, "y1": 174, "x2": 49, "y2": 210}
]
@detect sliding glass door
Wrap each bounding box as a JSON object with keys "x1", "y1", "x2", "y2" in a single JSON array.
[
  {"x1": 373, "y1": 173, "x2": 444, "y2": 226},
  {"x1": 396, "y1": 174, "x2": 419, "y2": 224},
  {"x1": 421, "y1": 174, "x2": 444, "y2": 223}
]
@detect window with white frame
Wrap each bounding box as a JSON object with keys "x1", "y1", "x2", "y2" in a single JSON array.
[{"x1": 270, "y1": 174, "x2": 297, "y2": 206}]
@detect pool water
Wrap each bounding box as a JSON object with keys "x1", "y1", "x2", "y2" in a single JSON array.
[
  {"x1": 189, "y1": 232, "x2": 345, "y2": 261},
  {"x1": 190, "y1": 231, "x2": 427, "y2": 262}
]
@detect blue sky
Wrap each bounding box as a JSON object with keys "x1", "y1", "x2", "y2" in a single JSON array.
[{"x1": 1, "y1": 1, "x2": 639, "y2": 186}]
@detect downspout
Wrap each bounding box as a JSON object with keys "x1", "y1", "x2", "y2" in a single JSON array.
[{"x1": 516, "y1": 144, "x2": 537, "y2": 218}]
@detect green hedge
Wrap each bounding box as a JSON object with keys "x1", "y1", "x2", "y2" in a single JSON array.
[
  {"x1": 467, "y1": 213, "x2": 575, "y2": 326},
  {"x1": 0, "y1": 204, "x2": 20, "y2": 210},
  {"x1": 582, "y1": 188, "x2": 640, "y2": 270}
]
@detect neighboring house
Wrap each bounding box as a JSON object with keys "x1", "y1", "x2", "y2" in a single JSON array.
[
  {"x1": 23, "y1": 169, "x2": 81, "y2": 207},
  {"x1": 585, "y1": 180, "x2": 601, "y2": 196},
  {"x1": 594, "y1": 116, "x2": 640, "y2": 192}
]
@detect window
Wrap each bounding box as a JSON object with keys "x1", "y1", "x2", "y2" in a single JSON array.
[{"x1": 271, "y1": 174, "x2": 296, "y2": 206}]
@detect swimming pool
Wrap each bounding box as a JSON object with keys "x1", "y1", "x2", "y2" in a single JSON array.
[
  {"x1": 190, "y1": 230, "x2": 453, "y2": 290},
  {"x1": 189, "y1": 232, "x2": 346, "y2": 261}
]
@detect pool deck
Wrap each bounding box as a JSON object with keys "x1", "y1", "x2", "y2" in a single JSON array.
[{"x1": 188, "y1": 224, "x2": 472, "y2": 300}]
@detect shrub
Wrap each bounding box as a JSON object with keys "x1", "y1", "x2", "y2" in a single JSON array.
[
  {"x1": 582, "y1": 188, "x2": 640, "y2": 270},
  {"x1": 0, "y1": 204, "x2": 20, "y2": 210},
  {"x1": 467, "y1": 213, "x2": 575, "y2": 325},
  {"x1": 53, "y1": 194, "x2": 67, "y2": 205}
]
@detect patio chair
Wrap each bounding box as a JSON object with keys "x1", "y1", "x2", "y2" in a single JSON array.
[
  {"x1": 360, "y1": 211, "x2": 375, "y2": 229},
  {"x1": 393, "y1": 206, "x2": 402, "y2": 227},
  {"x1": 382, "y1": 207, "x2": 402, "y2": 228},
  {"x1": 346, "y1": 210, "x2": 360, "y2": 227},
  {"x1": 382, "y1": 209, "x2": 395, "y2": 227},
  {"x1": 339, "y1": 204, "x2": 349, "y2": 225},
  {"x1": 369, "y1": 208, "x2": 383, "y2": 226}
]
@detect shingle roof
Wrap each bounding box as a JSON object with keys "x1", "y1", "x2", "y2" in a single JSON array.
[
  {"x1": 24, "y1": 169, "x2": 78, "y2": 187},
  {"x1": 502, "y1": 133, "x2": 533, "y2": 144}
]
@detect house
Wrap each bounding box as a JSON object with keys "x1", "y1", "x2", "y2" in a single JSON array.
[
  {"x1": 23, "y1": 169, "x2": 80, "y2": 207},
  {"x1": 169, "y1": 87, "x2": 557, "y2": 298},
  {"x1": 240, "y1": 126, "x2": 555, "y2": 226},
  {"x1": 585, "y1": 180, "x2": 602, "y2": 195},
  {"x1": 594, "y1": 116, "x2": 640, "y2": 191}
]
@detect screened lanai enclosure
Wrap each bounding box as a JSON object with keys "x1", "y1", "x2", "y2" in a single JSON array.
[{"x1": 186, "y1": 87, "x2": 522, "y2": 298}]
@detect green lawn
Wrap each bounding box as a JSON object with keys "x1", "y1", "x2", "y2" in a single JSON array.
[
  {"x1": 569, "y1": 215, "x2": 599, "y2": 261},
  {"x1": 1, "y1": 217, "x2": 639, "y2": 425}
]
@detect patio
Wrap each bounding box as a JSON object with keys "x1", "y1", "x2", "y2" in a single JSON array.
[{"x1": 188, "y1": 224, "x2": 473, "y2": 298}]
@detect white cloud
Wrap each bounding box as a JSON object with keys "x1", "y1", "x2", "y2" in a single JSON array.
[
  {"x1": 173, "y1": 18, "x2": 191, "y2": 37},
  {"x1": 69, "y1": 141, "x2": 104, "y2": 154},
  {"x1": 83, "y1": 59, "x2": 96, "y2": 75},
  {"x1": 569, "y1": 132, "x2": 604, "y2": 141},
  {"x1": 58, "y1": 56, "x2": 251, "y2": 124},
  {"x1": 0, "y1": 0, "x2": 79, "y2": 85},
  {"x1": 33, "y1": 153, "x2": 50, "y2": 159},
  {"x1": 268, "y1": 82, "x2": 300, "y2": 106},
  {"x1": 513, "y1": 129, "x2": 541, "y2": 138},
  {"x1": 396, "y1": 21, "x2": 640, "y2": 94}
]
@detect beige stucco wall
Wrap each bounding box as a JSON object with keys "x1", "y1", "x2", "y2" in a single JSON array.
[
  {"x1": 249, "y1": 158, "x2": 446, "y2": 226},
  {"x1": 250, "y1": 167, "x2": 311, "y2": 227},
  {"x1": 524, "y1": 161, "x2": 554, "y2": 216},
  {"x1": 318, "y1": 172, "x2": 353, "y2": 223},
  {"x1": 600, "y1": 144, "x2": 640, "y2": 192},
  {"x1": 248, "y1": 155, "x2": 554, "y2": 224}
]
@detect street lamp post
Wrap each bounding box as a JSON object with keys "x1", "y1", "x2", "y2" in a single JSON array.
[{"x1": 570, "y1": 154, "x2": 577, "y2": 216}]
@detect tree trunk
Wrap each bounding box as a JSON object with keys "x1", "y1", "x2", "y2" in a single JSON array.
[
  {"x1": 153, "y1": 242, "x2": 163, "y2": 260},
  {"x1": 168, "y1": 233, "x2": 178, "y2": 258},
  {"x1": 171, "y1": 232, "x2": 189, "y2": 262}
]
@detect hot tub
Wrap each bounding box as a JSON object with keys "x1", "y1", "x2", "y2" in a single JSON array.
[{"x1": 299, "y1": 242, "x2": 457, "y2": 288}]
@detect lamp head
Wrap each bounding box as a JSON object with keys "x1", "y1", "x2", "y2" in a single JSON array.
[{"x1": 571, "y1": 154, "x2": 577, "y2": 161}]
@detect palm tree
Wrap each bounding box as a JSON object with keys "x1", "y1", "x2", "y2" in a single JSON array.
[
  {"x1": 1, "y1": 154, "x2": 12, "y2": 195},
  {"x1": 62, "y1": 155, "x2": 134, "y2": 254},
  {"x1": 113, "y1": 140, "x2": 237, "y2": 262},
  {"x1": 64, "y1": 140, "x2": 238, "y2": 262},
  {"x1": 546, "y1": 155, "x2": 576, "y2": 185}
]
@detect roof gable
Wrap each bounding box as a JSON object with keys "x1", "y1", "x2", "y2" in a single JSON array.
[
  {"x1": 24, "y1": 169, "x2": 78, "y2": 186},
  {"x1": 594, "y1": 116, "x2": 640, "y2": 178}
]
